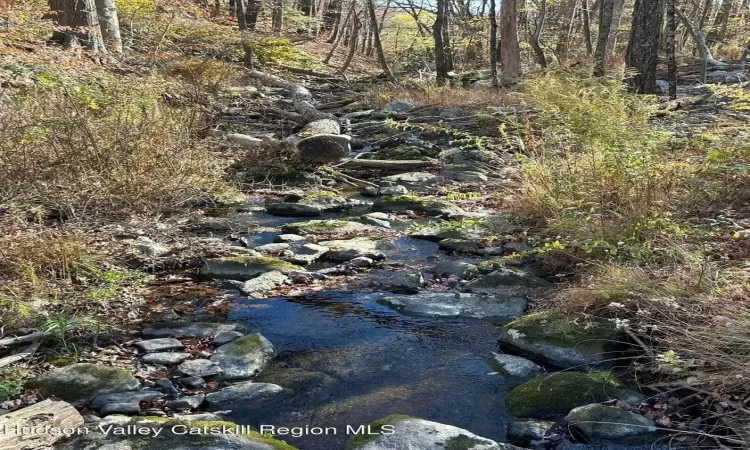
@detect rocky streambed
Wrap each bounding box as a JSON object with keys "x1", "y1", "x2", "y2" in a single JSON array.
[{"x1": 14, "y1": 97, "x2": 677, "y2": 450}]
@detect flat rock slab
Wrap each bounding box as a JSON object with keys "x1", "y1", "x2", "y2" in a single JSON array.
[
  {"x1": 199, "y1": 255, "x2": 301, "y2": 281},
  {"x1": 347, "y1": 415, "x2": 523, "y2": 450},
  {"x1": 142, "y1": 322, "x2": 240, "y2": 339},
  {"x1": 372, "y1": 195, "x2": 463, "y2": 217},
  {"x1": 463, "y1": 268, "x2": 552, "y2": 298},
  {"x1": 239, "y1": 271, "x2": 289, "y2": 295},
  {"x1": 178, "y1": 359, "x2": 223, "y2": 377},
  {"x1": 382, "y1": 172, "x2": 436, "y2": 183},
  {"x1": 565, "y1": 404, "x2": 657, "y2": 441},
  {"x1": 490, "y1": 353, "x2": 543, "y2": 383},
  {"x1": 26, "y1": 363, "x2": 140, "y2": 406},
  {"x1": 134, "y1": 338, "x2": 184, "y2": 353},
  {"x1": 165, "y1": 394, "x2": 206, "y2": 411},
  {"x1": 205, "y1": 382, "x2": 284, "y2": 411},
  {"x1": 319, "y1": 237, "x2": 387, "y2": 262},
  {"x1": 141, "y1": 352, "x2": 192, "y2": 365},
  {"x1": 90, "y1": 390, "x2": 164, "y2": 410},
  {"x1": 281, "y1": 220, "x2": 379, "y2": 237},
  {"x1": 378, "y1": 293, "x2": 526, "y2": 320},
  {"x1": 214, "y1": 331, "x2": 244, "y2": 346},
  {"x1": 56, "y1": 415, "x2": 298, "y2": 450},
  {"x1": 508, "y1": 419, "x2": 555, "y2": 447},
  {"x1": 210, "y1": 334, "x2": 275, "y2": 380},
  {"x1": 99, "y1": 402, "x2": 141, "y2": 416},
  {"x1": 498, "y1": 311, "x2": 618, "y2": 369}
]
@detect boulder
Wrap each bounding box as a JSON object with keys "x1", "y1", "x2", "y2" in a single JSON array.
[
  {"x1": 165, "y1": 394, "x2": 206, "y2": 411},
  {"x1": 319, "y1": 237, "x2": 388, "y2": 262},
  {"x1": 239, "y1": 271, "x2": 289, "y2": 295},
  {"x1": 199, "y1": 256, "x2": 301, "y2": 281},
  {"x1": 507, "y1": 372, "x2": 644, "y2": 419},
  {"x1": 463, "y1": 268, "x2": 551, "y2": 298},
  {"x1": 26, "y1": 364, "x2": 140, "y2": 406},
  {"x1": 346, "y1": 415, "x2": 523, "y2": 450},
  {"x1": 178, "y1": 359, "x2": 223, "y2": 377},
  {"x1": 274, "y1": 234, "x2": 306, "y2": 243},
  {"x1": 281, "y1": 220, "x2": 379, "y2": 237},
  {"x1": 265, "y1": 202, "x2": 323, "y2": 217},
  {"x1": 433, "y1": 261, "x2": 479, "y2": 279},
  {"x1": 383, "y1": 100, "x2": 415, "y2": 113},
  {"x1": 490, "y1": 353, "x2": 543, "y2": 383},
  {"x1": 369, "y1": 270, "x2": 425, "y2": 293},
  {"x1": 210, "y1": 334, "x2": 275, "y2": 380},
  {"x1": 507, "y1": 419, "x2": 555, "y2": 447},
  {"x1": 253, "y1": 243, "x2": 291, "y2": 253},
  {"x1": 205, "y1": 382, "x2": 284, "y2": 411},
  {"x1": 438, "y1": 238, "x2": 483, "y2": 253},
  {"x1": 378, "y1": 293, "x2": 526, "y2": 320},
  {"x1": 565, "y1": 403, "x2": 657, "y2": 441},
  {"x1": 285, "y1": 243, "x2": 329, "y2": 265},
  {"x1": 214, "y1": 331, "x2": 244, "y2": 346},
  {"x1": 381, "y1": 172, "x2": 435, "y2": 183},
  {"x1": 498, "y1": 311, "x2": 618, "y2": 369},
  {"x1": 373, "y1": 195, "x2": 462, "y2": 217},
  {"x1": 99, "y1": 403, "x2": 140, "y2": 416}
]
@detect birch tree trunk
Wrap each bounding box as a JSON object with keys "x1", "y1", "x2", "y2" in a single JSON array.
[{"x1": 95, "y1": 0, "x2": 122, "y2": 53}]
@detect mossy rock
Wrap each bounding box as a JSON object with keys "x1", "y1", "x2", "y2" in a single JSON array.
[
  {"x1": 346, "y1": 415, "x2": 518, "y2": 450},
  {"x1": 408, "y1": 218, "x2": 497, "y2": 242},
  {"x1": 281, "y1": 220, "x2": 378, "y2": 237},
  {"x1": 565, "y1": 403, "x2": 657, "y2": 442},
  {"x1": 210, "y1": 334, "x2": 275, "y2": 380},
  {"x1": 507, "y1": 372, "x2": 643, "y2": 419},
  {"x1": 372, "y1": 194, "x2": 463, "y2": 217},
  {"x1": 57, "y1": 416, "x2": 297, "y2": 450},
  {"x1": 199, "y1": 255, "x2": 300, "y2": 281},
  {"x1": 26, "y1": 363, "x2": 140, "y2": 406},
  {"x1": 498, "y1": 310, "x2": 619, "y2": 369}
]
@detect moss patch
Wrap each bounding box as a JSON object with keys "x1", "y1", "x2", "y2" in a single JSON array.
[
  {"x1": 26, "y1": 363, "x2": 137, "y2": 404},
  {"x1": 507, "y1": 372, "x2": 636, "y2": 418},
  {"x1": 503, "y1": 310, "x2": 615, "y2": 348},
  {"x1": 220, "y1": 334, "x2": 264, "y2": 357},
  {"x1": 441, "y1": 435, "x2": 489, "y2": 450},
  {"x1": 346, "y1": 414, "x2": 412, "y2": 449},
  {"x1": 199, "y1": 255, "x2": 300, "y2": 280},
  {"x1": 372, "y1": 195, "x2": 460, "y2": 216}
]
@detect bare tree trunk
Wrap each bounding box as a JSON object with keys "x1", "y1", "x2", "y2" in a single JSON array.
[
  {"x1": 246, "y1": 0, "x2": 262, "y2": 30},
  {"x1": 674, "y1": 4, "x2": 727, "y2": 80},
  {"x1": 272, "y1": 0, "x2": 284, "y2": 32},
  {"x1": 530, "y1": 0, "x2": 548, "y2": 68},
  {"x1": 366, "y1": 0, "x2": 395, "y2": 80},
  {"x1": 341, "y1": 13, "x2": 361, "y2": 72},
  {"x1": 95, "y1": 0, "x2": 122, "y2": 53},
  {"x1": 500, "y1": 0, "x2": 522, "y2": 77},
  {"x1": 489, "y1": 0, "x2": 499, "y2": 89},
  {"x1": 324, "y1": 0, "x2": 354, "y2": 62},
  {"x1": 707, "y1": 0, "x2": 735, "y2": 43},
  {"x1": 50, "y1": 0, "x2": 107, "y2": 52},
  {"x1": 433, "y1": 0, "x2": 450, "y2": 85},
  {"x1": 236, "y1": 0, "x2": 248, "y2": 29},
  {"x1": 555, "y1": 0, "x2": 579, "y2": 64},
  {"x1": 625, "y1": 0, "x2": 664, "y2": 94},
  {"x1": 582, "y1": 0, "x2": 593, "y2": 55},
  {"x1": 593, "y1": 0, "x2": 614, "y2": 76},
  {"x1": 667, "y1": 0, "x2": 677, "y2": 99}
]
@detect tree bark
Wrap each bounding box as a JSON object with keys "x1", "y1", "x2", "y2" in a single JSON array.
[
  {"x1": 625, "y1": 0, "x2": 665, "y2": 94},
  {"x1": 530, "y1": 0, "x2": 548, "y2": 68},
  {"x1": 324, "y1": 0, "x2": 354, "y2": 63},
  {"x1": 272, "y1": 0, "x2": 284, "y2": 32},
  {"x1": 582, "y1": 0, "x2": 593, "y2": 55},
  {"x1": 555, "y1": 0, "x2": 579, "y2": 64},
  {"x1": 594, "y1": 0, "x2": 614, "y2": 76},
  {"x1": 341, "y1": 13, "x2": 361, "y2": 72},
  {"x1": 707, "y1": 0, "x2": 735, "y2": 43},
  {"x1": 246, "y1": 0, "x2": 262, "y2": 30},
  {"x1": 666, "y1": 0, "x2": 677, "y2": 99},
  {"x1": 366, "y1": 0, "x2": 395, "y2": 80},
  {"x1": 433, "y1": 0, "x2": 450, "y2": 85},
  {"x1": 49, "y1": 0, "x2": 107, "y2": 52},
  {"x1": 500, "y1": 0, "x2": 522, "y2": 78},
  {"x1": 489, "y1": 0, "x2": 499, "y2": 89},
  {"x1": 95, "y1": 0, "x2": 122, "y2": 53}
]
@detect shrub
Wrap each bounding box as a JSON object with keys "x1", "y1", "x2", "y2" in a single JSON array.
[{"x1": 0, "y1": 73, "x2": 230, "y2": 218}]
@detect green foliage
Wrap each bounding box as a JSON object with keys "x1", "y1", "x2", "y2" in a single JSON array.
[
  {"x1": 0, "y1": 366, "x2": 28, "y2": 402},
  {"x1": 252, "y1": 38, "x2": 314, "y2": 66}
]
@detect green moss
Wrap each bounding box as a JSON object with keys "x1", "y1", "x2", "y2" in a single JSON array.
[
  {"x1": 221, "y1": 334, "x2": 263, "y2": 357},
  {"x1": 503, "y1": 310, "x2": 615, "y2": 348},
  {"x1": 298, "y1": 190, "x2": 340, "y2": 204},
  {"x1": 281, "y1": 220, "x2": 353, "y2": 235},
  {"x1": 373, "y1": 195, "x2": 458, "y2": 215},
  {"x1": 26, "y1": 363, "x2": 136, "y2": 403},
  {"x1": 507, "y1": 372, "x2": 632, "y2": 418},
  {"x1": 441, "y1": 435, "x2": 489, "y2": 450},
  {"x1": 346, "y1": 414, "x2": 412, "y2": 449}
]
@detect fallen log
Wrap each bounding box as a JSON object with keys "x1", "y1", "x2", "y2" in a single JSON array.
[
  {"x1": 340, "y1": 159, "x2": 439, "y2": 170},
  {"x1": 0, "y1": 332, "x2": 47, "y2": 348},
  {"x1": 0, "y1": 341, "x2": 40, "y2": 369},
  {"x1": 245, "y1": 69, "x2": 350, "y2": 163},
  {"x1": 0, "y1": 399, "x2": 84, "y2": 450}
]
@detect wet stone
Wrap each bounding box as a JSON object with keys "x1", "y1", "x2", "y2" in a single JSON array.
[
  {"x1": 99, "y1": 402, "x2": 140, "y2": 416},
  {"x1": 205, "y1": 381, "x2": 283, "y2": 411},
  {"x1": 178, "y1": 359, "x2": 222, "y2": 377},
  {"x1": 214, "y1": 331, "x2": 244, "y2": 346},
  {"x1": 179, "y1": 376, "x2": 207, "y2": 389},
  {"x1": 141, "y1": 352, "x2": 192, "y2": 365},
  {"x1": 165, "y1": 394, "x2": 205, "y2": 411},
  {"x1": 141, "y1": 322, "x2": 240, "y2": 339},
  {"x1": 89, "y1": 390, "x2": 164, "y2": 410},
  {"x1": 134, "y1": 338, "x2": 183, "y2": 353}
]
